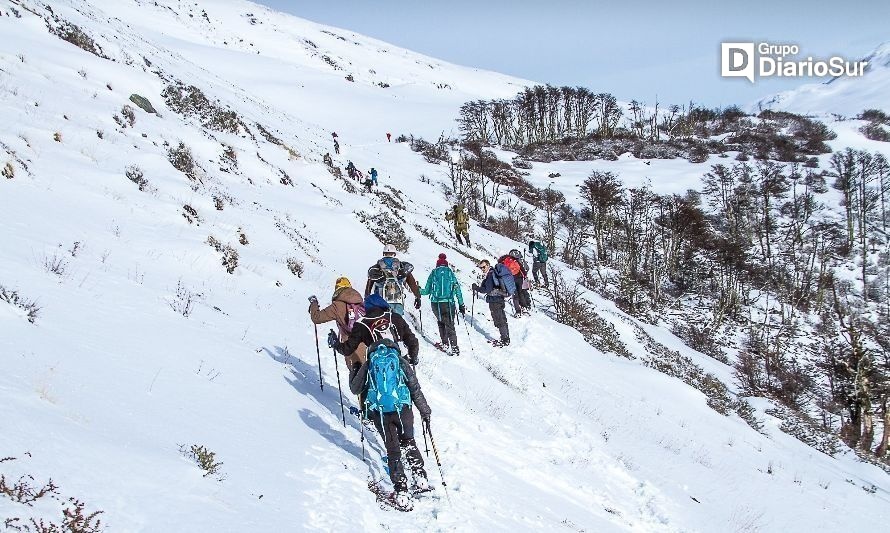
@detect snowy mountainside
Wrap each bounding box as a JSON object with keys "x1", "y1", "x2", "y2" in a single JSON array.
[
  {"x1": 1, "y1": 0, "x2": 889, "y2": 531},
  {"x1": 756, "y1": 41, "x2": 890, "y2": 117}
]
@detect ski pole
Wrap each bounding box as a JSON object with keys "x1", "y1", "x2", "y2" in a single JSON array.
[
  {"x1": 329, "y1": 331, "x2": 346, "y2": 427},
  {"x1": 313, "y1": 324, "x2": 324, "y2": 391},
  {"x1": 425, "y1": 421, "x2": 451, "y2": 504}
]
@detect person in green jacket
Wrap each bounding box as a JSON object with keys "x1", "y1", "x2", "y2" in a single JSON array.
[{"x1": 419, "y1": 253, "x2": 465, "y2": 355}]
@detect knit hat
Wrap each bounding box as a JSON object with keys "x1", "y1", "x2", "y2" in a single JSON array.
[
  {"x1": 334, "y1": 276, "x2": 351, "y2": 291},
  {"x1": 364, "y1": 293, "x2": 390, "y2": 310},
  {"x1": 436, "y1": 253, "x2": 448, "y2": 267}
]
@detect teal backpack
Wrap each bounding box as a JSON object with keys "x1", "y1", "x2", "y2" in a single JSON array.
[
  {"x1": 532, "y1": 242, "x2": 549, "y2": 262},
  {"x1": 365, "y1": 340, "x2": 411, "y2": 420}
]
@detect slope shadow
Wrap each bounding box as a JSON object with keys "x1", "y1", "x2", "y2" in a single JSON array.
[{"x1": 261, "y1": 345, "x2": 387, "y2": 462}]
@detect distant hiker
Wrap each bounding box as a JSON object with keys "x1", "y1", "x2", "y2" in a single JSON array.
[
  {"x1": 419, "y1": 254, "x2": 465, "y2": 355},
  {"x1": 499, "y1": 250, "x2": 531, "y2": 316},
  {"x1": 346, "y1": 160, "x2": 357, "y2": 179},
  {"x1": 528, "y1": 240, "x2": 549, "y2": 287},
  {"x1": 332, "y1": 132, "x2": 338, "y2": 140},
  {"x1": 348, "y1": 338, "x2": 430, "y2": 508},
  {"x1": 330, "y1": 294, "x2": 420, "y2": 366},
  {"x1": 334, "y1": 139, "x2": 340, "y2": 155},
  {"x1": 365, "y1": 244, "x2": 421, "y2": 315},
  {"x1": 472, "y1": 259, "x2": 515, "y2": 346},
  {"x1": 444, "y1": 204, "x2": 470, "y2": 247},
  {"x1": 308, "y1": 277, "x2": 367, "y2": 367},
  {"x1": 323, "y1": 152, "x2": 333, "y2": 167},
  {"x1": 386, "y1": 132, "x2": 392, "y2": 142},
  {"x1": 370, "y1": 167, "x2": 378, "y2": 186}
]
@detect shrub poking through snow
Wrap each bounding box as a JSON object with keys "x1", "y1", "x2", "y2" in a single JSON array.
[
  {"x1": 167, "y1": 280, "x2": 199, "y2": 317},
  {"x1": 0, "y1": 284, "x2": 40, "y2": 323},
  {"x1": 125, "y1": 165, "x2": 148, "y2": 191},
  {"x1": 47, "y1": 19, "x2": 106, "y2": 59},
  {"x1": 43, "y1": 254, "x2": 68, "y2": 277},
  {"x1": 179, "y1": 444, "x2": 224, "y2": 481},
  {"x1": 354, "y1": 211, "x2": 411, "y2": 252},
  {"x1": 0, "y1": 455, "x2": 104, "y2": 532},
  {"x1": 286, "y1": 257, "x2": 304, "y2": 277},
  {"x1": 207, "y1": 236, "x2": 238, "y2": 274},
  {"x1": 181, "y1": 204, "x2": 201, "y2": 225},
  {"x1": 162, "y1": 82, "x2": 241, "y2": 133},
  {"x1": 2, "y1": 162, "x2": 13, "y2": 179},
  {"x1": 168, "y1": 142, "x2": 199, "y2": 183}
]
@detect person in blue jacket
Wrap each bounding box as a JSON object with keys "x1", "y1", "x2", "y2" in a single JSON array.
[{"x1": 471, "y1": 259, "x2": 513, "y2": 346}]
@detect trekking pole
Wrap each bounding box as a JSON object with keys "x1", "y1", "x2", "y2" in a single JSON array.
[
  {"x1": 313, "y1": 324, "x2": 324, "y2": 391},
  {"x1": 422, "y1": 425, "x2": 430, "y2": 457},
  {"x1": 419, "y1": 305, "x2": 424, "y2": 335},
  {"x1": 330, "y1": 333, "x2": 347, "y2": 427},
  {"x1": 425, "y1": 422, "x2": 451, "y2": 504},
  {"x1": 360, "y1": 409, "x2": 366, "y2": 462}
]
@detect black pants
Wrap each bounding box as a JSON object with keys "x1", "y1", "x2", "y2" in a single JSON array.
[
  {"x1": 488, "y1": 300, "x2": 509, "y2": 343},
  {"x1": 371, "y1": 407, "x2": 426, "y2": 492},
  {"x1": 455, "y1": 228, "x2": 470, "y2": 247},
  {"x1": 532, "y1": 261, "x2": 548, "y2": 286},
  {"x1": 432, "y1": 302, "x2": 458, "y2": 349},
  {"x1": 513, "y1": 276, "x2": 531, "y2": 314}
]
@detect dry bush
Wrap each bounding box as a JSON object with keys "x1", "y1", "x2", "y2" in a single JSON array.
[
  {"x1": 48, "y1": 20, "x2": 105, "y2": 59},
  {"x1": 181, "y1": 205, "x2": 201, "y2": 225},
  {"x1": 286, "y1": 257, "x2": 304, "y2": 277},
  {"x1": 0, "y1": 285, "x2": 41, "y2": 323},
  {"x1": 43, "y1": 254, "x2": 68, "y2": 277},
  {"x1": 168, "y1": 280, "x2": 200, "y2": 317},
  {"x1": 207, "y1": 236, "x2": 238, "y2": 274},
  {"x1": 162, "y1": 82, "x2": 241, "y2": 133},
  {"x1": 168, "y1": 142, "x2": 199, "y2": 183},
  {"x1": 179, "y1": 444, "x2": 224, "y2": 481},
  {"x1": 53, "y1": 132, "x2": 62, "y2": 143},
  {"x1": 125, "y1": 165, "x2": 148, "y2": 191},
  {"x1": 548, "y1": 268, "x2": 630, "y2": 357},
  {"x1": 2, "y1": 162, "x2": 13, "y2": 179}
]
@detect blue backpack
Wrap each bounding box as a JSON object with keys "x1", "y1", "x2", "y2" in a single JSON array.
[
  {"x1": 365, "y1": 341, "x2": 411, "y2": 418},
  {"x1": 493, "y1": 263, "x2": 517, "y2": 296}
]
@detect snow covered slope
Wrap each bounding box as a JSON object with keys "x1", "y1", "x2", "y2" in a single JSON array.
[
  {"x1": 1, "y1": 1, "x2": 889, "y2": 531},
  {"x1": 757, "y1": 42, "x2": 890, "y2": 117}
]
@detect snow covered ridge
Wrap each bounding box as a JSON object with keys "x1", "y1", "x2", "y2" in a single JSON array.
[
  {"x1": 756, "y1": 41, "x2": 890, "y2": 117},
  {"x1": 1, "y1": 0, "x2": 890, "y2": 530}
]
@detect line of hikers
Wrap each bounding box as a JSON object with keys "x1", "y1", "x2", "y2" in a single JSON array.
[{"x1": 306, "y1": 240, "x2": 549, "y2": 507}]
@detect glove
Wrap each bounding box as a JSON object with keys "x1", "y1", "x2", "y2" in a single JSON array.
[
  {"x1": 326, "y1": 330, "x2": 339, "y2": 349},
  {"x1": 421, "y1": 413, "x2": 431, "y2": 428},
  {"x1": 409, "y1": 353, "x2": 419, "y2": 366},
  {"x1": 459, "y1": 304, "x2": 466, "y2": 315},
  {"x1": 308, "y1": 295, "x2": 318, "y2": 305},
  {"x1": 414, "y1": 297, "x2": 421, "y2": 310},
  {"x1": 471, "y1": 283, "x2": 479, "y2": 292}
]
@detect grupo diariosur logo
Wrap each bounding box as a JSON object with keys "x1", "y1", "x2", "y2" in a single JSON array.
[{"x1": 721, "y1": 42, "x2": 868, "y2": 83}]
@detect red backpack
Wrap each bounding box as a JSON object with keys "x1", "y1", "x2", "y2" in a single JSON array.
[{"x1": 499, "y1": 255, "x2": 521, "y2": 276}]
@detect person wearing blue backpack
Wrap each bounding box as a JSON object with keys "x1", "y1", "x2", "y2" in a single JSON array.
[
  {"x1": 347, "y1": 338, "x2": 431, "y2": 509},
  {"x1": 471, "y1": 258, "x2": 515, "y2": 347},
  {"x1": 419, "y1": 253, "x2": 466, "y2": 355}
]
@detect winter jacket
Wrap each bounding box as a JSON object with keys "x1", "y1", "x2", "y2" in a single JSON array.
[
  {"x1": 348, "y1": 348, "x2": 431, "y2": 418},
  {"x1": 445, "y1": 207, "x2": 469, "y2": 231},
  {"x1": 336, "y1": 305, "x2": 420, "y2": 365},
  {"x1": 530, "y1": 241, "x2": 549, "y2": 263},
  {"x1": 474, "y1": 267, "x2": 510, "y2": 303},
  {"x1": 420, "y1": 266, "x2": 464, "y2": 306},
  {"x1": 309, "y1": 287, "x2": 367, "y2": 366},
  {"x1": 364, "y1": 259, "x2": 421, "y2": 299}
]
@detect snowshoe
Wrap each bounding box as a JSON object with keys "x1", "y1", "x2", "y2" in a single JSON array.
[
  {"x1": 412, "y1": 476, "x2": 433, "y2": 494},
  {"x1": 368, "y1": 481, "x2": 413, "y2": 512}
]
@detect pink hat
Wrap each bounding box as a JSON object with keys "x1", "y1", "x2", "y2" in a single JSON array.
[{"x1": 436, "y1": 253, "x2": 448, "y2": 267}]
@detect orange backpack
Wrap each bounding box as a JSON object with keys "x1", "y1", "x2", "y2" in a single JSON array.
[{"x1": 499, "y1": 255, "x2": 521, "y2": 276}]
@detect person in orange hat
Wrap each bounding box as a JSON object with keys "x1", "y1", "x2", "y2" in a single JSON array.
[{"x1": 309, "y1": 276, "x2": 368, "y2": 366}]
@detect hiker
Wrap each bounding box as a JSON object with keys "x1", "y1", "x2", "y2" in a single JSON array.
[
  {"x1": 334, "y1": 139, "x2": 340, "y2": 155},
  {"x1": 370, "y1": 167, "x2": 378, "y2": 186},
  {"x1": 444, "y1": 205, "x2": 470, "y2": 247},
  {"x1": 365, "y1": 244, "x2": 421, "y2": 315},
  {"x1": 386, "y1": 132, "x2": 392, "y2": 142},
  {"x1": 340, "y1": 337, "x2": 430, "y2": 508},
  {"x1": 419, "y1": 254, "x2": 465, "y2": 355},
  {"x1": 308, "y1": 276, "x2": 367, "y2": 367},
  {"x1": 332, "y1": 132, "x2": 338, "y2": 140},
  {"x1": 499, "y1": 250, "x2": 531, "y2": 316},
  {"x1": 346, "y1": 161, "x2": 357, "y2": 179},
  {"x1": 528, "y1": 239, "x2": 549, "y2": 287},
  {"x1": 323, "y1": 152, "x2": 333, "y2": 167},
  {"x1": 471, "y1": 259, "x2": 515, "y2": 346},
  {"x1": 330, "y1": 293, "x2": 420, "y2": 366}
]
